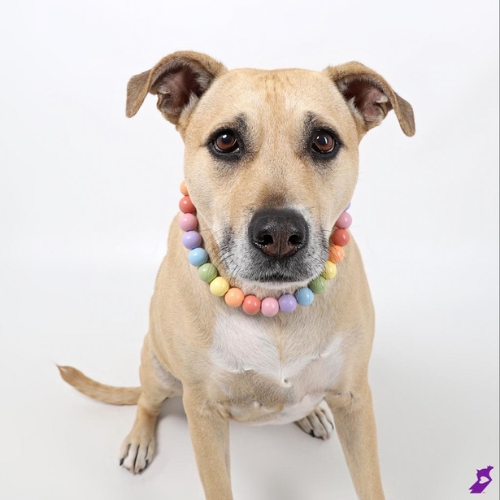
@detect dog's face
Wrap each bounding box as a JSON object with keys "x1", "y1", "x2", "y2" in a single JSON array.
[
  {"x1": 183, "y1": 69, "x2": 359, "y2": 289},
  {"x1": 127, "y1": 52, "x2": 414, "y2": 291}
]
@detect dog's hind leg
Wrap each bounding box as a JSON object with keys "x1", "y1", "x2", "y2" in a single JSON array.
[
  {"x1": 120, "y1": 334, "x2": 182, "y2": 474},
  {"x1": 295, "y1": 399, "x2": 335, "y2": 440}
]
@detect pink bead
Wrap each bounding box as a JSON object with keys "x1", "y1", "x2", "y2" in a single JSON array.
[
  {"x1": 261, "y1": 297, "x2": 279, "y2": 317},
  {"x1": 178, "y1": 213, "x2": 198, "y2": 231},
  {"x1": 336, "y1": 212, "x2": 352, "y2": 229}
]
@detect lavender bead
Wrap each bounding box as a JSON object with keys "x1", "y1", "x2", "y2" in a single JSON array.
[
  {"x1": 182, "y1": 231, "x2": 202, "y2": 250},
  {"x1": 279, "y1": 294, "x2": 298, "y2": 312}
]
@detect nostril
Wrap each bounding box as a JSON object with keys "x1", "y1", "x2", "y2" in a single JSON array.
[
  {"x1": 288, "y1": 234, "x2": 303, "y2": 246},
  {"x1": 255, "y1": 232, "x2": 274, "y2": 247}
]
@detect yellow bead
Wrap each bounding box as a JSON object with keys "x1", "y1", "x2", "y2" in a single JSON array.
[
  {"x1": 209, "y1": 276, "x2": 230, "y2": 297},
  {"x1": 321, "y1": 260, "x2": 337, "y2": 280}
]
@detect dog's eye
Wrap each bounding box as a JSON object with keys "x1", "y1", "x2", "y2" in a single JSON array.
[
  {"x1": 213, "y1": 132, "x2": 239, "y2": 153},
  {"x1": 312, "y1": 131, "x2": 336, "y2": 154}
]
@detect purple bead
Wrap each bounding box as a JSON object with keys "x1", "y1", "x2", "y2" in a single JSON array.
[
  {"x1": 335, "y1": 211, "x2": 352, "y2": 229},
  {"x1": 345, "y1": 203, "x2": 351, "y2": 211},
  {"x1": 279, "y1": 294, "x2": 298, "y2": 313},
  {"x1": 182, "y1": 231, "x2": 202, "y2": 250}
]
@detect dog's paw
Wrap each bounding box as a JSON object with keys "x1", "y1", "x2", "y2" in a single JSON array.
[
  {"x1": 119, "y1": 430, "x2": 155, "y2": 474},
  {"x1": 295, "y1": 400, "x2": 334, "y2": 440}
]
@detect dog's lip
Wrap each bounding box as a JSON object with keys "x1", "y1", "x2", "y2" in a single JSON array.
[{"x1": 238, "y1": 276, "x2": 311, "y2": 290}]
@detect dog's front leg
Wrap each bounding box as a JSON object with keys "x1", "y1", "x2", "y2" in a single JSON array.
[
  {"x1": 183, "y1": 389, "x2": 233, "y2": 500},
  {"x1": 327, "y1": 382, "x2": 385, "y2": 500}
]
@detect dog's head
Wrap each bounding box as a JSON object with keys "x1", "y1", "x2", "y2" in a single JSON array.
[{"x1": 127, "y1": 51, "x2": 414, "y2": 293}]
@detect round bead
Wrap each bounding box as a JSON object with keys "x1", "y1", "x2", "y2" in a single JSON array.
[
  {"x1": 188, "y1": 248, "x2": 208, "y2": 266},
  {"x1": 178, "y1": 213, "x2": 198, "y2": 231},
  {"x1": 335, "y1": 211, "x2": 352, "y2": 229},
  {"x1": 180, "y1": 180, "x2": 189, "y2": 195},
  {"x1": 295, "y1": 287, "x2": 314, "y2": 306},
  {"x1": 331, "y1": 229, "x2": 350, "y2": 247},
  {"x1": 308, "y1": 276, "x2": 328, "y2": 294},
  {"x1": 278, "y1": 294, "x2": 297, "y2": 313},
  {"x1": 321, "y1": 260, "x2": 337, "y2": 280},
  {"x1": 182, "y1": 231, "x2": 202, "y2": 250},
  {"x1": 225, "y1": 288, "x2": 245, "y2": 307},
  {"x1": 328, "y1": 245, "x2": 344, "y2": 264},
  {"x1": 210, "y1": 277, "x2": 230, "y2": 297},
  {"x1": 179, "y1": 196, "x2": 196, "y2": 214},
  {"x1": 261, "y1": 297, "x2": 279, "y2": 317},
  {"x1": 242, "y1": 295, "x2": 261, "y2": 315},
  {"x1": 198, "y1": 263, "x2": 217, "y2": 283}
]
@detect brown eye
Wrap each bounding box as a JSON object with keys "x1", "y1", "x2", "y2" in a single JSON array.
[
  {"x1": 214, "y1": 132, "x2": 239, "y2": 153},
  {"x1": 312, "y1": 131, "x2": 335, "y2": 154}
]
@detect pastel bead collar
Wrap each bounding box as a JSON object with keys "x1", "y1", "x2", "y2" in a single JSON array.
[{"x1": 178, "y1": 181, "x2": 351, "y2": 317}]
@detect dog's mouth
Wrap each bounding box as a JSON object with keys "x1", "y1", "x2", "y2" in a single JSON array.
[
  {"x1": 218, "y1": 221, "x2": 329, "y2": 288},
  {"x1": 239, "y1": 257, "x2": 315, "y2": 284}
]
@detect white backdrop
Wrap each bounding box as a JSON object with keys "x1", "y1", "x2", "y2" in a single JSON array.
[{"x1": 1, "y1": 1, "x2": 498, "y2": 499}]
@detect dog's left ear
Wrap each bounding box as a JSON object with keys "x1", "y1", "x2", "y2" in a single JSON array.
[
  {"x1": 325, "y1": 62, "x2": 415, "y2": 137},
  {"x1": 126, "y1": 51, "x2": 227, "y2": 125}
]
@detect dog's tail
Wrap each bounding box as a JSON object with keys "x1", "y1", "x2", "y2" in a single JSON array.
[{"x1": 57, "y1": 365, "x2": 141, "y2": 405}]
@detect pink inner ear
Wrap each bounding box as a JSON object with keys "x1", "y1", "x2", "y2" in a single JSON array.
[
  {"x1": 155, "y1": 66, "x2": 203, "y2": 111},
  {"x1": 341, "y1": 79, "x2": 389, "y2": 126}
]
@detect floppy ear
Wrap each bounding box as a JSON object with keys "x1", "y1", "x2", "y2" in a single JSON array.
[
  {"x1": 325, "y1": 62, "x2": 415, "y2": 137},
  {"x1": 126, "y1": 51, "x2": 227, "y2": 124}
]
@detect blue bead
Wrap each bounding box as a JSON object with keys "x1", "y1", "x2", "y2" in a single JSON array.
[
  {"x1": 295, "y1": 287, "x2": 314, "y2": 306},
  {"x1": 188, "y1": 248, "x2": 208, "y2": 266}
]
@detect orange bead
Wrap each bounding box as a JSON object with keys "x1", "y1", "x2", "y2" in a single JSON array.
[
  {"x1": 225, "y1": 288, "x2": 245, "y2": 308},
  {"x1": 180, "y1": 180, "x2": 189, "y2": 196},
  {"x1": 328, "y1": 245, "x2": 344, "y2": 264},
  {"x1": 242, "y1": 295, "x2": 261, "y2": 315},
  {"x1": 179, "y1": 195, "x2": 196, "y2": 214},
  {"x1": 331, "y1": 229, "x2": 350, "y2": 247}
]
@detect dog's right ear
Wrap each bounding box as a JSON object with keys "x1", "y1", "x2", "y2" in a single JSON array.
[
  {"x1": 325, "y1": 62, "x2": 415, "y2": 137},
  {"x1": 126, "y1": 51, "x2": 227, "y2": 125}
]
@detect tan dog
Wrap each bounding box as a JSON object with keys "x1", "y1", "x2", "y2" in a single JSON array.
[{"x1": 59, "y1": 51, "x2": 415, "y2": 500}]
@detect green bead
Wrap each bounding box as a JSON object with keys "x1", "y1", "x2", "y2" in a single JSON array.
[
  {"x1": 308, "y1": 276, "x2": 327, "y2": 294},
  {"x1": 198, "y1": 263, "x2": 217, "y2": 283}
]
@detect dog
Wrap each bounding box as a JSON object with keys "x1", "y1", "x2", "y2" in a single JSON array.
[
  {"x1": 476, "y1": 465, "x2": 494, "y2": 482},
  {"x1": 59, "y1": 51, "x2": 415, "y2": 500}
]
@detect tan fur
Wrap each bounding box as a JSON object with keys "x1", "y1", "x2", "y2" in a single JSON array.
[
  {"x1": 60, "y1": 51, "x2": 414, "y2": 499},
  {"x1": 57, "y1": 365, "x2": 141, "y2": 405}
]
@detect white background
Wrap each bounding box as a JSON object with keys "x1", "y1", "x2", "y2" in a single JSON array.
[{"x1": 1, "y1": 1, "x2": 498, "y2": 499}]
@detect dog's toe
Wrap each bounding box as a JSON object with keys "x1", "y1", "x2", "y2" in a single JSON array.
[
  {"x1": 119, "y1": 434, "x2": 154, "y2": 474},
  {"x1": 295, "y1": 400, "x2": 334, "y2": 440}
]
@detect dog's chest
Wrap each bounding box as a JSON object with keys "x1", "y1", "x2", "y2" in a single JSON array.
[{"x1": 209, "y1": 311, "x2": 343, "y2": 425}]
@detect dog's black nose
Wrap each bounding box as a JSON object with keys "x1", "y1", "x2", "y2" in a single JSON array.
[{"x1": 249, "y1": 208, "x2": 308, "y2": 259}]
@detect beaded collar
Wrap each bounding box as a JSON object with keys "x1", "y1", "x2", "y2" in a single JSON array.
[{"x1": 177, "y1": 181, "x2": 351, "y2": 317}]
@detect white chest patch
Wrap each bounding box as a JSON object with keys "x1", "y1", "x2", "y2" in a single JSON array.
[{"x1": 210, "y1": 312, "x2": 342, "y2": 423}]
